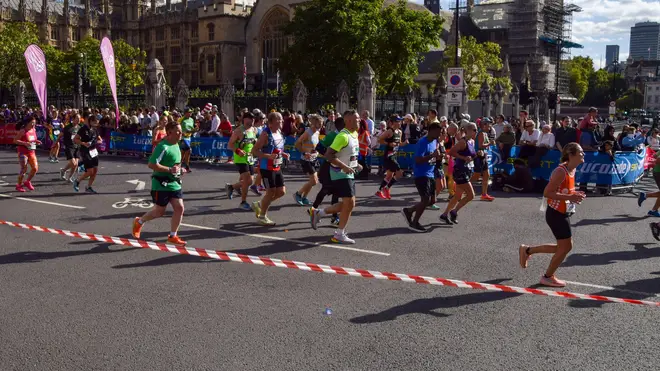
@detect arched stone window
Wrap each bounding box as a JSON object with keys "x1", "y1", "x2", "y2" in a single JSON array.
[
  {"x1": 259, "y1": 7, "x2": 288, "y2": 74},
  {"x1": 207, "y1": 55, "x2": 215, "y2": 74},
  {"x1": 207, "y1": 23, "x2": 215, "y2": 41}
]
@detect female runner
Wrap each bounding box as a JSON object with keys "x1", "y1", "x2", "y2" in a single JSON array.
[{"x1": 13, "y1": 115, "x2": 41, "y2": 192}]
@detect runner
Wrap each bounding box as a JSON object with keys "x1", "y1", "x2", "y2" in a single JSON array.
[
  {"x1": 251, "y1": 112, "x2": 290, "y2": 225},
  {"x1": 293, "y1": 114, "x2": 323, "y2": 206},
  {"x1": 152, "y1": 115, "x2": 168, "y2": 149},
  {"x1": 310, "y1": 117, "x2": 344, "y2": 226},
  {"x1": 60, "y1": 113, "x2": 81, "y2": 182},
  {"x1": 179, "y1": 108, "x2": 195, "y2": 173},
  {"x1": 401, "y1": 123, "x2": 442, "y2": 232},
  {"x1": 310, "y1": 110, "x2": 361, "y2": 244},
  {"x1": 440, "y1": 122, "x2": 478, "y2": 225},
  {"x1": 132, "y1": 121, "x2": 186, "y2": 245},
  {"x1": 376, "y1": 115, "x2": 408, "y2": 199},
  {"x1": 252, "y1": 109, "x2": 266, "y2": 194},
  {"x1": 227, "y1": 111, "x2": 258, "y2": 210},
  {"x1": 47, "y1": 109, "x2": 62, "y2": 163},
  {"x1": 73, "y1": 115, "x2": 102, "y2": 194},
  {"x1": 519, "y1": 143, "x2": 586, "y2": 287},
  {"x1": 13, "y1": 114, "x2": 41, "y2": 192},
  {"x1": 430, "y1": 126, "x2": 448, "y2": 210},
  {"x1": 471, "y1": 119, "x2": 495, "y2": 201}
]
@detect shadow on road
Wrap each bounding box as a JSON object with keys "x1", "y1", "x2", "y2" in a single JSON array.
[
  {"x1": 573, "y1": 214, "x2": 647, "y2": 227},
  {"x1": 562, "y1": 241, "x2": 660, "y2": 267},
  {"x1": 568, "y1": 273, "x2": 660, "y2": 309},
  {"x1": 0, "y1": 243, "x2": 139, "y2": 265},
  {"x1": 350, "y1": 279, "x2": 520, "y2": 324}
]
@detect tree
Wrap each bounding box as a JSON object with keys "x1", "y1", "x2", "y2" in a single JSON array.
[
  {"x1": 41, "y1": 44, "x2": 72, "y2": 91},
  {"x1": 113, "y1": 39, "x2": 147, "y2": 93},
  {"x1": 564, "y1": 56, "x2": 593, "y2": 103},
  {"x1": 370, "y1": 0, "x2": 444, "y2": 94},
  {"x1": 442, "y1": 36, "x2": 511, "y2": 99},
  {"x1": 0, "y1": 22, "x2": 39, "y2": 89},
  {"x1": 278, "y1": 0, "x2": 444, "y2": 94},
  {"x1": 582, "y1": 68, "x2": 627, "y2": 107},
  {"x1": 69, "y1": 37, "x2": 107, "y2": 90},
  {"x1": 616, "y1": 88, "x2": 643, "y2": 111}
]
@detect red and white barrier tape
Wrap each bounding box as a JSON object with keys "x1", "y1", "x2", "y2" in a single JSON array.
[{"x1": 2, "y1": 219, "x2": 659, "y2": 308}]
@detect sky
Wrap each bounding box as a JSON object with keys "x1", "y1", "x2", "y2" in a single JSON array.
[{"x1": 411, "y1": 0, "x2": 660, "y2": 69}]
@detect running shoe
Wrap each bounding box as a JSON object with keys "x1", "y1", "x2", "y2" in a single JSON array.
[
  {"x1": 226, "y1": 183, "x2": 234, "y2": 200},
  {"x1": 251, "y1": 201, "x2": 262, "y2": 219},
  {"x1": 85, "y1": 187, "x2": 98, "y2": 194},
  {"x1": 449, "y1": 210, "x2": 458, "y2": 224},
  {"x1": 258, "y1": 216, "x2": 276, "y2": 226},
  {"x1": 302, "y1": 197, "x2": 312, "y2": 206},
  {"x1": 73, "y1": 179, "x2": 80, "y2": 192},
  {"x1": 439, "y1": 214, "x2": 453, "y2": 225},
  {"x1": 167, "y1": 235, "x2": 187, "y2": 245},
  {"x1": 638, "y1": 192, "x2": 647, "y2": 207},
  {"x1": 307, "y1": 207, "x2": 314, "y2": 216},
  {"x1": 15, "y1": 184, "x2": 26, "y2": 193},
  {"x1": 648, "y1": 210, "x2": 660, "y2": 217},
  {"x1": 427, "y1": 204, "x2": 440, "y2": 210},
  {"x1": 401, "y1": 208, "x2": 413, "y2": 228},
  {"x1": 53, "y1": 158, "x2": 59, "y2": 163},
  {"x1": 23, "y1": 181, "x2": 35, "y2": 191},
  {"x1": 250, "y1": 185, "x2": 262, "y2": 196},
  {"x1": 310, "y1": 208, "x2": 321, "y2": 230},
  {"x1": 518, "y1": 245, "x2": 530, "y2": 269},
  {"x1": 383, "y1": 187, "x2": 392, "y2": 200},
  {"x1": 651, "y1": 222, "x2": 660, "y2": 241},
  {"x1": 375, "y1": 190, "x2": 387, "y2": 199},
  {"x1": 481, "y1": 194, "x2": 495, "y2": 201},
  {"x1": 330, "y1": 215, "x2": 340, "y2": 226},
  {"x1": 59, "y1": 168, "x2": 67, "y2": 180},
  {"x1": 132, "y1": 217, "x2": 143, "y2": 239},
  {"x1": 239, "y1": 201, "x2": 251, "y2": 211},
  {"x1": 409, "y1": 223, "x2": 427, "y2": 233},
  {"x1": 48, "y1": 157, "x2": 54, "y2": 163},
  {"x1": 446, "y1": 195, "x2": 454, "y2": 201},
  {"x1": 257, "y1": 185, "x2": 266, "y2": 193},
  {"x1": 331, "y1": 231, "x2": 355, "y2": 244},
  {"x1": 539, "y1": 275, "x2": 566, "y2": 288},
  {"x1": 294, "y1": 192, "x2": 304, "y2": 206}
]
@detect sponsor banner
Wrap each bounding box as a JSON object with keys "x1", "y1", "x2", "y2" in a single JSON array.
[
  {"x1": 489, "y1": 146, "x2": 646, "y2": 185},
  {"x1": 100, "y1": 37, "x2": 119, "y2": 128},
  {"x1": 23, "y1": 44, "x2": 48, "y2": 119},
  {"x1": 110, "y1": 132, "x2": 153, "y2": 153},
  {"x1": 0, "y1": 123, "x2": 18, "y2": 145}
]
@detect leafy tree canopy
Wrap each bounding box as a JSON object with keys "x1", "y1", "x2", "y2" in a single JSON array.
[
  {"x1": 278, "y1": 0, "x2": 444, "y2": 95},
  {"x1": 0, "y1": 22, "x2": 39, "y2": 89}
]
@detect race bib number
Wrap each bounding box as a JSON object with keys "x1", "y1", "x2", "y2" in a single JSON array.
[
  {"x1": 388, "y1": 146, "x2": 399, "y2": 157},
  {"x1": 567, "y1": 202, "x2": 576, "y2": 214},
  {"x1": 428, "y1": 157, "x2": 437, "y2": 165},
  {"x1": 349, "y1": 155, "x2": 358, "y2": 168},
  {"x1": 28, "y1": 136, "x2": 35, "y2": 141},
  {"x1": 467, "y1": 161, "x2": 474, "y2": 170},
  {"x1": 28, "y1": 143, "x2": 36, "y2": 150},
  {"x1": 273, "y1": 156, "x2": 283, "y2": 166},
  {"x1": 247, "y1": 155, "x2": 255, "y2": 163},
  {"x1": 71, "y1": 135, "x2": 76, "y2": 142},
  {"x1": 88, "y1": 148, "x2": 98, "y2": 158},
  {"x1": 53, "y1": 130, "x2": 60, "y2": 136}
]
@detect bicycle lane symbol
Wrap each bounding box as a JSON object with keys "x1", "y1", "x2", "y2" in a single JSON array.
[{"x1": 112, "y1": 197, "x2": 153, "y2": 209}]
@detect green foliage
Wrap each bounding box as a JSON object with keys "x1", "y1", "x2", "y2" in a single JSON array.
[
  {"x1": 442, "y1": 36, "x2": 509, "y2": 99},
  {"x1": 41, "y1": 44, "x2": 72, "y2": 91},
  {"x1": 616, "y1": 88, "x2": 644, "y2": 111},
  {"x1": 0, "y1": 23, "x2": 39, "y2": 89},
  {"x1": 69, "y1": 37, "x2": 107, "y2": 89},
  {"x1": 564, "y1": 56, "x2": 593, "y2": 103},
  {"x1": 112, "y1": 39, "x2": 147, "y2": 93},
  {"x1": 278, "y1": 0, "x2": 444, "y2": 94},
  {"x1": 564, "y1": 56, "x2": 626, "y2": 105}
]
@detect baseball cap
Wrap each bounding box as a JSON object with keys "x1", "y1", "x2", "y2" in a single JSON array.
[
  {"x1": 184, "y1": 107, "x2": 192, "y2": 114},
  {"x1": 390, "y1": 114, "x2": 402, "y2": 122},
  {"x1": 439, "y1": 116, "x2": 447, "y2": 122}
]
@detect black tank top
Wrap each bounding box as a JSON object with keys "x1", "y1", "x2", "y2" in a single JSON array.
[{"x1": 385, "y1": 128, "x2": 401, "y2": 156}]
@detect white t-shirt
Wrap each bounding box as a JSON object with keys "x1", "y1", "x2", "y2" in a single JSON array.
[
  {"x1": 537, "y1": 132, "x2": 555, "y2": 148},
  {"x1": 521, "y1": 129, "x2": 540, "y2": 144},
  {"x1": 150, "y1": 112, "x2": 159, "y2": 128},
  {"x1": 211, "y1": 115, "x2": 221, "y2": 133},
  {"x1": 366, "y1": 118, "x2": 374, "y2": 136},
  {"x1": 647, "y1": 136, "x2": 660, "y2": 150},
  {"x1": 493, "y1": 123, "x2": 505, "y2": 138}
]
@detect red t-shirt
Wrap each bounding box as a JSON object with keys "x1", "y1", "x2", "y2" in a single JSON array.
[
  {"x1": 219, "y1": 120, "x2": 233, "y2": 137},
  {"x1": 17, "y1": 128, "x2": 37, "y2": 155}
]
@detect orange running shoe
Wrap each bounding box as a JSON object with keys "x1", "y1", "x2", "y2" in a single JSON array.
[
  {"x1": 375, "y1": 190, "x2": 387, "y2": 200},
  {"x1": 167, "y1": 235, "x2": 186, "y2": 245},
  {"x1": 481, "y1": 194, "x2": 495, "y2": 201},
  {"x1": 132, "y1": 217, "x2": 143, "y2": 239},
  {"x1": 383, "y1": 188, "x2": 392, "y2": 200}
]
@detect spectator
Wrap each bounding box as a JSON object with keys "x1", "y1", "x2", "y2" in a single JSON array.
[
  {"x1": 495, "y1": 123, "x2": 516, "y2": 163},
  {"x1": 361, "y1": 110, "x2": 375, "y2": 135},
  {"x1": 579, "y1": 123, "x2": 599, "y2": 151},
  {"x1": 503, "y1": 159, "x2": 534, "y2": 193},
  {"x1": 324, "y1": 110, "x2": 336, "y2": 134},
  {"x1": 621, "y1": 126, "x2": 645, "y2": 151},
  {"x1": 401, "y1": 113, "x2": 422, "y2": 144},
  {"x1": 647, "y1": 129, "x2": 660, "y2": 150},
  {"x1": 519, "y1": 120, "x2": 540, "y2": 159},
  {"x1": 282, "y1": 110, "x2": 294, "y2": 137},
  {"x1": 210, "y1": 108, "x2": 221, "y2": 136},
  {"x1": 492, "y1": 115, "x2": 506, "y2": 138},
  {"x1": 601, "y1": 125, "x2": 621, "y2": 152},
  {"x1": 554, "y1": 116, "x2": 577, "y2": 151}
]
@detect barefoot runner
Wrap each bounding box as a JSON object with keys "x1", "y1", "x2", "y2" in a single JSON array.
[
  {"x1": 519, "y1": 143, "x2": 586, "y2": 287},
  {"x1": 132, "y1": 121, "x2": 186, "y2": 245}
]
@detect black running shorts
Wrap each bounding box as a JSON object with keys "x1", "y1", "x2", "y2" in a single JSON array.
[
  {"x1": 545, "y1": 207, "x2": 572, "y2": 240},
  {"x1": 261, "y1": 169, "x2": 285, "y2": 189}
]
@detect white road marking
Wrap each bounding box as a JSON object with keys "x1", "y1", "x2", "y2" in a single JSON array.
[
  {"x1": 112, "y1": 197, "x2": 153, "y2": 209},
  {"x1": 0, "y1": 193, "x2": 86, "y2": 209},
  {"x1": 565, "y1": 280, "x2": 660, "y2": 298},
  {"x1": 180, "y1": 222, "x2": 390, "y2": 256},
  {"x1": 126, "y1": 179, "x2": 146, "y2": 191}
]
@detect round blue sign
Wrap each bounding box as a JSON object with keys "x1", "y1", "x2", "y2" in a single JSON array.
[{"x1": 450, "y1": 75, "x2": 461, "y2": 86}]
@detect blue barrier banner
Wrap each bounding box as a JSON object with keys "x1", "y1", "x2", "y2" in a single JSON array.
[
  {"x1": 108, "y1": 132, "x2": 645, "y2": 186},
  {"x1": 489, "y1": 146, "x2": 645, "y2": 185}
]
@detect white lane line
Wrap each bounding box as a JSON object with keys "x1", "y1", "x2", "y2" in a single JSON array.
[
  {"x1": 0, "y1": 193, "x2": 86, "y2": 209},
  {"x1": 180, "y1": 222, "x2": 390, "y2": 257},
  {"x1": 565, "y1": 280, "x2": 660, "y2": 298}
]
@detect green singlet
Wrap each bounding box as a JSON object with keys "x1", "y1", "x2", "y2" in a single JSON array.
[{"x1": 234, "y1": 126, "x2": 257, "y2": 164}]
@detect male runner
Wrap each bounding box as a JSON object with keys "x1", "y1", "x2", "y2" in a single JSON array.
[
  {"x1": 132, "y1": 121, "x2": 186, "y2": 245},
  {"x1": 293, "y1": 114, "x2": 323, "y2": 206},
  {"x1": 401, "y1": 123, "x2": 442, "y2": 232},
  {"x1": 376, "y1": 115, "x2": 408, "y2": 199},
  {"x1": 310, "y1": 110, "x2": 361, "y2": 244},
  {"x1": 251, "y1": 112, "x2": 290, "y2": 225},
  {"x1": 47, "y1": 109, "x2": 62, "y2": 163},
  {"x1": 60, "y1": 113, "x2": 81, "y2": 182},
  {"x1": 227, "y1": 111, "x2": 258, "y2": 210},
  {"x1": 309, "y1": 117, "x2": 345, "y2": 226},
  {"x1": 179, "y1": 108, "x2": 195, "y2": 172},
  {"x1": 73, "y1": 115, "x2": 102, "y2": 193}
]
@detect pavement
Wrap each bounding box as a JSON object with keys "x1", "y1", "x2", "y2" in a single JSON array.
[{"x1": 1, "y1": 148, "x2": 660, "y2": 370}]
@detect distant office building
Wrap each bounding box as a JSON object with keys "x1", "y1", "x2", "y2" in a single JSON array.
[
  {"x1": 424, "y1": 0, "x2": 441, "y2": 14},
  {"x1": 630, "y1": 22, "x2": 660, "y2": 61},
  {"x1": 605, "y1": 45, "x2": 619, "y2": 67}
]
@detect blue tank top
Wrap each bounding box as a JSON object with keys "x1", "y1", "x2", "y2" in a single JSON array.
[
  {"x1": 454, "y1": 139, "x2": 476, "y2": 171},
  {"x1": 259, "y1": 127, "x2": 285, "y2": 171}
]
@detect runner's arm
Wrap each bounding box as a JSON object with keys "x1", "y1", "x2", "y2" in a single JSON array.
[
  {"x1": 294, "y1": 131, "x2": 308, "y2": 153},
  {"x1": 378, "y1": 130, "x2": 391, "y2": 145},
  {"x1": 543, "y1": 169, "x2": 578, "y2": 201},
  {"x1": 13, "y1": 129, "x2": 27, "y2": 146},
  {"x1": 448, "y1": 140, "x2": 466, "y2": 159},
  {"x1": 227, "y1": 130, "x2": 241, "y2": 151},
  {"x1": 251, "y1": 131, "x2": 273, "y2": 160}
]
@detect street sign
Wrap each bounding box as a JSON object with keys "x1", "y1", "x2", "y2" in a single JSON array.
[
  {"x1": 447, "y1": 68, "x2": 464, "y2": 91},
  {"x1": 609, "y1": 101, "x2": 616, "y2": 107},
  {"x1": 609, "y1": 101, "x2": 616, "y2": 115},
  {"x1": 447, "y1": 91, "x2": 462, "y2": 106}
]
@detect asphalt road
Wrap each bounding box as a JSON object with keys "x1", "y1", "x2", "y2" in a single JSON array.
[{"x1": 1, "y1": 149, "x2": 660, "y2": 370}]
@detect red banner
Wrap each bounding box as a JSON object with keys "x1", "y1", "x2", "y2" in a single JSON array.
[{"x1": 0, "y1": 123, "x2": 17, "y2": 145}]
